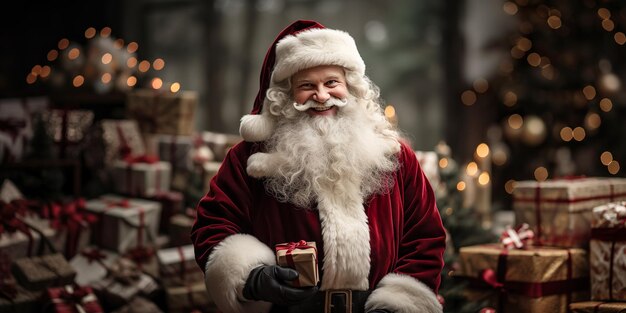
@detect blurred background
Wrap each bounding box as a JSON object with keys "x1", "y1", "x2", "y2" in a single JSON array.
[
  {"x1": 2, "y1": 1, "x2": 626, "y2": 312},
  {"x1": 4, "y1": 0, "x2": 625, "y2": 212}
]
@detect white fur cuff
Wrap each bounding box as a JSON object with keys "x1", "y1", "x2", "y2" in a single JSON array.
[
  {"x1": 365, "y1": 273, "x2": 442, "y2": 313},
  {"x1": 204, "y1": 234, "x2": 276, "y2": 313}
]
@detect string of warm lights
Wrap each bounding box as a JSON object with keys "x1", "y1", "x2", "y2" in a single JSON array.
[{"x1": 27, "y1": 26, "x2": 183, "y2": 94}]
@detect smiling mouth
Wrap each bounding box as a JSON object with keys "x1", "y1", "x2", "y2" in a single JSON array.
[{"x1": 310, "y1": 106, "x2": 334, "y2": 112}]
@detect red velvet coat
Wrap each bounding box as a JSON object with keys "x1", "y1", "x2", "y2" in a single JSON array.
[{"x1": 191, "y1": 140, "x2": 445, "y2": 292}]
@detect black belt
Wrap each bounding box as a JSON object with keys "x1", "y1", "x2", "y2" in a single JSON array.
[{"x1": 285, "y1": 290, "x2": 371, "y2": 313}]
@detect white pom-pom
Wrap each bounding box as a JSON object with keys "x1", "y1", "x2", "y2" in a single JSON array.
[{"x1": 239, "y1": 114, "x2": 276, "y2": 142}]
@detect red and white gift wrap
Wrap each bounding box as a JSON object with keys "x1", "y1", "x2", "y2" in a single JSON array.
[
  {"x1": 513, "y1": 177, "x2": 626, "y2": 248},
  {"x1": 100, "y1": 119, "x2": 146, "y2": 167},
  {"x1": 275, "y1": 240, "x2": 319, "y2": 287},
  {"x1": 0, "y1": 199, "x2": 57, "y2": 260},
  {"x1": 84, "y1": 195, "x2": 161, "y2": 253},
  {"x1": 47, "y1": 285, "x2": 103, "y2": 313},
  {"x1": 70, "y1": 248, "x2": 118, "y2": 286},
  {"x1": 590, "y1": 202, "x2": 626, "y2": 301},
  {"x1": 157, "y1": 245, "x2": 204, "y2": 287},
  {"x1": 111, "y1": 157, "x2": 171, "y2": 198}
]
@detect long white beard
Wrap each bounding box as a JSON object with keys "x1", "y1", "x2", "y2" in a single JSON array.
[{"x1": 263, "y1": 97, "x2": 400, "y2": 208}]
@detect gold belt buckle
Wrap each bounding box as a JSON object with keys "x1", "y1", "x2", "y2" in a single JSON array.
[{"x1": 324, "y1": 290, "x2": 352, "y2": 313}]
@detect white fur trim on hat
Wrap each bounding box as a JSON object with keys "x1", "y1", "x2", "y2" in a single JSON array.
[
  {"x1": 204, "y1": 233, "x2": 275, "y2": 313},
  {"x1": 239, "y1": 113, "x2": 276, "y2": 142},
  {"x1": 365, "y1": 273, "x2": 443, "y2": 313},
  {"x1": 271, "y1": 28, "x2": 366, "y2": 84}
]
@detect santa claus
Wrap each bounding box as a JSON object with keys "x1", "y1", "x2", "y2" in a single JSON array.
[{"x1": 191, "y1": 20, "x2": 445, "y2": 313}]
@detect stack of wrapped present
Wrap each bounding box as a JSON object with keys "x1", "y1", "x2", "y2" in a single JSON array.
[
  {"x1": 1, "y1": 89, "x2": 244, "y2": 312},
  {"x1": 455, "y1": 177, "x2": 626, "y2": 312}
]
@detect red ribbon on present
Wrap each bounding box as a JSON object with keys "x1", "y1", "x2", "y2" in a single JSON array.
[
  {"x1": 469, "y1": 245, "x2": 586, "y2": 313},
  {"x1": 49, "y1": 285, "x2": 103, "y2": 313},
  {"x1": 122, "y1": 154, "x2": 162, "y2": 197},
  {"x1": 0, "y1": 200, "x2": 34, "y2": 256},
  {"x1": 81, "y1": 249, "x2": 106, "y2": 263},
  {"x1": 48, "y1": 199, "x2": 98, "y2": 258},
  {"x1": 499, "y1": 223, "x2": 534, "y2": 250},
  {"x1": 124, "y1": 208, "x2": 156, "y2": 270},
  {"x1": 125, "y1": 246, "x2": 155, "y2": 268}
]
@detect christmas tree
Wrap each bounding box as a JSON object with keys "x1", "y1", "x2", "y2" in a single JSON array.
[{"x1": 462, "y1": 0, "x2": 626, "y2": 208}]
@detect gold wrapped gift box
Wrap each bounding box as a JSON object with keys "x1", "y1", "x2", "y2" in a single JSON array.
[
  {"x1": 127, "y1": 89, "x2": 197, "y2": 137},
  {"x1": 456, "y1": 244, "x2": 589, "y2": 313},
  {"x1": 513, "y1": 178, "x2": 626, "y2": 248},
  {"x1": 275, "y1": 241, "x2": 319, "y2": 287}
]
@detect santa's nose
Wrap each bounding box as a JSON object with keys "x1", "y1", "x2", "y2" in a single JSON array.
[{"x1": 313, "y1": 89, "x2": 331, "y2": 103}]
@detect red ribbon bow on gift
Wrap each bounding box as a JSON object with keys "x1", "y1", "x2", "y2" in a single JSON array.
[
  {"x1": 276, "y1": 240, "x2": 314, "y2": 254},
  {"x1": 480, "y1": 268, "x2": 504, "y2": 289},
  {"x1": 499, "y1": 223, "x2": 534, "y2": 250},
  {"x1": 125, "y1": 246, "x2": 155, "y2": 266},
  {"x1": 7, "y1": 199, "x2": 38, "y2": 217},
  {"x1": 81, "y1": 248, "x2": 107, "y2": 264},
  {"x1": 0, "y1": 201, "x2": 30, "y2": 235},
  {"x1": 49, "y1": 199, "x2": 98, "y2": 230},
  {"x1": 59, "y1": 287, "x2": 90, "y2": 305}
]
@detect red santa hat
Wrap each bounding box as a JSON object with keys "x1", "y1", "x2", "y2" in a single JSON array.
[{"x1": 239, "y1": 20, "x2": 366, "y2": 142}]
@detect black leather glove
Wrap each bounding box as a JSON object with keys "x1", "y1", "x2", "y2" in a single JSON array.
[
  {"x1": 368, "y1": 310, "x2": 393, "y2": 313},
  {"x1": 242, "y1": 265, "x2": 319, "y2": 305}
]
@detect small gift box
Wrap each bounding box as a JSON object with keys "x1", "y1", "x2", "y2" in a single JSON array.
[
  {"x1": 127, "y1": 89, "x2": 197, "y2": 137},
  {"x1": 111, "y1": 297, "x2": 163, "y2": 313},
  {"x1": 70, "y1": 247, "x2": 119, "y2": 286},
  {"x1": 590, "y1": 202, "x2": 626, "y2": 301},
  {"x1": 157, "y1": 245, "x2": 204, "y2": 287},
  {"x1": 44, "y1": 198, "x2": 97, "y2": 259},
  {"x1": 144, "y1": 191, "x2": 183, "y2": 234},
  {"x1": 12, "y1": 253, "x2": 76, "y2": 291},
  {"x1": 168, "y1": 211, "x2": 194, "y2": 247},
  {"x1": 275, "y1": 240, "x2": 319, "y2": 287},
  {"x1": 513, "y1": 177, "x2": 626, "y2": 247},
  {"x1": 84, "y1": 195, "x2": 161, "y2": 253},
  {"x1": 92, "y1": 258, "x2": 159, "y2": 309},
  {"x1": 111, "y1": 157, "x2": 171, "y2": 198},
  {"x1": 0, "y1": 199, "x2": 57, "y2": 260},
  {"x1": 456, "y1": 244, "x2": 589, "y2": 313},
  {"x1": 46, "y1": 285, "x2": 104, "y2": 313},
  {"x1": 151, "y1": 134, "x2": 194, "y2": 173},
  {"x1": 570, "y1": 301, "x2": 626, "y2": 312},
  {"x1": 97, "y1": 119, "x2": 146, "y2": 167},
  {"x1": 166, "y1": 282, "x2": 216, "y2": 313}
]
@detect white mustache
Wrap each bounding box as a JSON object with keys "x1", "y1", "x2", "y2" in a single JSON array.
[{"x1": 293, "y1": 97, "x2": 348, "y2": 112}]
